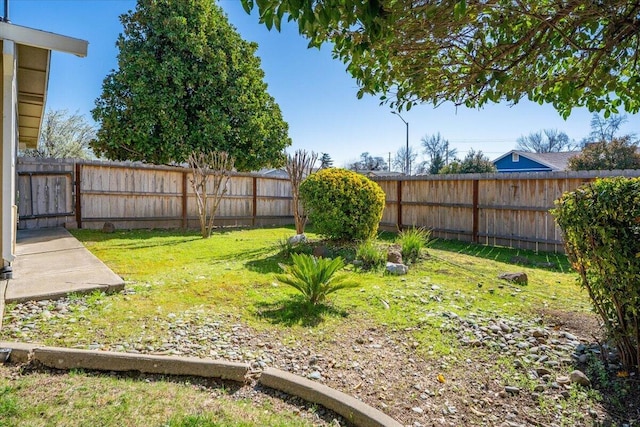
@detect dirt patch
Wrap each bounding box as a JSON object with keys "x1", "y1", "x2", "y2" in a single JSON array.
[{"x1": 537, "y1": 308, "x2": 603, "y2": 340}]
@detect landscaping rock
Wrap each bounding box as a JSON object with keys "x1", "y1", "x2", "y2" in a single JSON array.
[
  {"x1": 386, "y1": 262, "x2": 408, "y2": 275},
  {"x1": 312, "y1": 245, "x2": 330, "y2": 258},
  {"x1": 498, "y1": 272, "x2": 528, "y2": 286},
  {"x1": 504, "y1": 386, "x2": 520, "y2": 394},
  {"x1": 102, "y1": 222, "x2": 116, "y2": 233},
  {"x1": 387, "y1": 249, "x2": 403, "y2": 264},
  {"x1": 569, "y1": 370, "x2": 591, "y2": 387},
  {"x1": 288, "y1": 234, "x2": 307, "y2": 244}
]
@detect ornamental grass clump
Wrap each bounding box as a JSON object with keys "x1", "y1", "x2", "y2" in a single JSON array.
[
  {"x1": 355, "y1": 240, "x2": 386, "y2": 270},
  {"x1": 552, "y1": 177, "x2": 640, "y2": 373},
  {"x1": 299, "y1": 168, "x2": 385, "y2": 241},
  {"x1": 397, "y1": 227, "x2": 431, "y2": 264},
  {"x1": 276, "y1": 253, "x2": 357, "y2": 305}
]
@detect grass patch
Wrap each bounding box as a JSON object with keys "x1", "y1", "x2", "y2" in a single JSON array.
[
  {"x1": 1, "y1": 227, "x2": 586, "y2": 346},
  {"x1": 1, "y1": 226, "x2": 603, "y2": 425},
  {"x1": 0, "y1": 367, "x2": 317, "y2": 427}
]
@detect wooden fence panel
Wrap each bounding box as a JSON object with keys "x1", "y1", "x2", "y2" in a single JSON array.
[
  {"x1": 80, "y1": 163, "x2": 185, "y2": 229},
  {"x1": 17, "y1": 159, "x2": 640, "y2": 252},
  {"x1": 374, "y1": 170, "x2": 640, "y2": 252},
  {"x1": 376, "y1": 180, "x2": 398, "y2": 228},
  {"x1": 17, "y1": 158, "x2": 75, "y2": 229}
]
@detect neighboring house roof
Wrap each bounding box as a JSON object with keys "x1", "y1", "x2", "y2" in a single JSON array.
[
  {"x1": 0, "y1": 22, "x2": 88, "y2": 149},
  {"x1": 361, "y1": 170, "x2": 404, "y2": 177},
  {"x1": 493, "y1": 150, "x2": 580, "y2": 172},
  {"x1": 256, "y1": 168, "x2": 289, "y2": 178}
]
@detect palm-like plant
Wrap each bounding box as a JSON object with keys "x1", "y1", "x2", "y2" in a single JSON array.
[{"x1": 276, "y1": 254, "x2": 357, "y2": 305}]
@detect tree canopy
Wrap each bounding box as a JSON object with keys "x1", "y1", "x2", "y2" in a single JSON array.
[
  {"x1": 584, "y1": 114, "x2": 629, "y2": 144},
  {"x1": 242, "y1": 0, "x2": 640, "y2": 117},
  {"x1": 516, "y1": 129, "x2": 574, "y2": 153},
  {"x1": 421, "y1": 133, "x2": 456, "y2": 174},
  {"x1": 439, "y1": 149, "x2": 496, "y2": 174},
  {"x1": 568, "y1": 137, "x2": 640, "y2": 171},
  {"x1": 92, "y1": 0, "x2": 290, "y2": 171},
  {"x1": 23, "y1": 109, "x2": 95, "y2": 159},
  {"x1": 349, "y1": 152, "x2": 387, "y2": 171}
]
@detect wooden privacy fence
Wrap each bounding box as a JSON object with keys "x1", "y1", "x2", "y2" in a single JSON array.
[
  {"x1": 17, "y1": 158, "x2": 294, "y2": 230},
  {"x1": 16, "y1": 158, "x2": 640, "y2": 252},
  {"x1": 373, "y1": 169, "x2": 640, "y2": 252}
]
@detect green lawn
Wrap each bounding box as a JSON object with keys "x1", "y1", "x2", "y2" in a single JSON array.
[
  {"x1": 1, "y1": 226, "x2": 609, "y2": 426},
  {"x1": 0, "y1": 366, "x2": 320, "y2": 427}
]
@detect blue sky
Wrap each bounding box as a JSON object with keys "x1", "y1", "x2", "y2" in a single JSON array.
[{"x1": 13, "y1": 0, "x2": 640, "y2": 168}]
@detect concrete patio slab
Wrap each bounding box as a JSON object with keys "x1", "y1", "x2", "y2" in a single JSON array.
[{"x1": 5, "y1": 228, "x2": 124, "y2": 303}]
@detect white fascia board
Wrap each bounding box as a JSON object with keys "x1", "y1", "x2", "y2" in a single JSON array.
[
  {"x1": 3, "y1": 40, "x2": 17, "y2": 263},
  {"x1": 0, "y1": 22, "x2": 87, "y2": 57}
]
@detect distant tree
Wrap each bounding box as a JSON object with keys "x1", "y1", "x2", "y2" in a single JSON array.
[
  {"x1": 568, "y1": 137, "x2": 640, "y2": 171},
  {"x1": 22, "y1": 109, "x2": 95, "y2": 159},
  {"x1": 428, "y1": 153, "x2": 446, "y2": 175},
  {"x1": 421, "y1": 133, "x2": 457, "y2": 173},
  {"x1": 319, "y1": 153, "x2": 334, "y2": 169},
  {"x1": 350, "y1": 152, "x2": 387, "y2": 171},
  {"x1": 581, "y1": 113, "x2": 635, "y2": 147},
  {"x1": 516, "y1": 129, "x2": 575, "y2": 153},
  {"x1": 439, "y1": 149, "x2": 496, "y2": 174},
  {"x1": 91, "y1": 0, "x2": 290, "y2": 170},
  {"x1": 392, "y1": 145, "x2": 419, "y2": 174},
  {"x1": 586, "y1": 114, "x2": 628, "y2": 143}
]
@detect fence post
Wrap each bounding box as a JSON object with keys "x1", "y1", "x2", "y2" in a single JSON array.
[
  {"x1": 182, "y1": 170, "x2": 188, "y2": 229},
  {"x1": 75, "y1": 162, "x2": 82, "y2": 228},
  {"x1": 75, "y1": 162, "x2": 82, "y2": 229},
  {"x1": 252, "y1": 176, "x2": 257, "y2": 227},
  {"x1": 397, "y1": 179, "x2": 403, "y2": 231},
  {"x1": 472, "y1": 179, "x2": 479, "y2": 243}
]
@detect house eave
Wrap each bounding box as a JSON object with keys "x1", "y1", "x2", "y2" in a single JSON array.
[{"x1": 0, "y1": 21, "x2": 88, "y2": 57}]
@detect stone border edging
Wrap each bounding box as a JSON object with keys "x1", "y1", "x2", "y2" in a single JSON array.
[
  {"x1": 259, "y1": 367, "x2": 403, "y2": 427},
  {"x1": 0, "y1": 342, "x2": 403, "y2": 427}
]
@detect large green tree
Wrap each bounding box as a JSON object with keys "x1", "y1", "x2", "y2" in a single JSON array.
[
  {"x1": 242, "y1": 0, "x2": 640, "y2": 117},
  {"x1": 92, "y1": 0, "x2": 290, "y2": 170}
]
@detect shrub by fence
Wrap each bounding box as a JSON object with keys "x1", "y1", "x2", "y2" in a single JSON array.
[{"x1": 17, "y1": 157, "x2": 640, "y2": 252}]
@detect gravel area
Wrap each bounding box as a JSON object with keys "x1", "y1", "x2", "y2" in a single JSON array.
[{"x1": 0, "y1": 291, "x2": 626, "y2": 427}]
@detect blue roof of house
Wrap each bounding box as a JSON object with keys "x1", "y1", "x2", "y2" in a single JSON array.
[{"x1": 493, "y1": 150, "x2": 580, "y2": 172}]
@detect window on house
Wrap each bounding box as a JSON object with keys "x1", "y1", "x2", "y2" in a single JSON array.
[{"x1": 512, "y1": 153, "x2": 519, "y2": 162}]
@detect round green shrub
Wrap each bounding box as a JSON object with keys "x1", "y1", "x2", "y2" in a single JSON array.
[
  {"x1": 299, "y1": 168, "x2": 386, "y2": 241},
  {"x1": 551, "y1": 177, "x2": 640, "y2": 372}
]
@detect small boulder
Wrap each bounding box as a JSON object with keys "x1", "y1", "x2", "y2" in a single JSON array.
[
  {"x1": 387, "y1": 248, "x2": 403, "y2": 264},
  {"x1": 102, "y1": 222, "x2": 116, "y2": 233},
  {"x1": 569, "y1": 369, "x2": 591, "y2": 387},
  {"x1": 313, "y1": 245, "x2": 330, "y2": 258},
  {"x1": 498, "y1": 272, "x2": 528, "y2": 286},
  {"x1": 386, "y1": 262, "x2": 408, "y2": 275},
  {"x1": 288, "y1": 234, "x2": 307, "y2": 244}
]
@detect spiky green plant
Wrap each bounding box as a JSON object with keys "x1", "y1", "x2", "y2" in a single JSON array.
[
  {"x1": 275, "y1": 253, "x2": 357, "y2": 305},
  {"x1": 397, "y1": 227, "x2": 431, "y2": 264},
  {"x1": 355, "y1": 240, "x2": 386, "y2": 270}
]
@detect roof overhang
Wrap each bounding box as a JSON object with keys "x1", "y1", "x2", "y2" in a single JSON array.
[{"x1": 0, "y1": 22, "x2": 88, "y2": 149}]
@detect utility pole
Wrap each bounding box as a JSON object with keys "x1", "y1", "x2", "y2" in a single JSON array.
[{"x1": 391, "y1": 111, "x2": 409, "y2": 175}]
